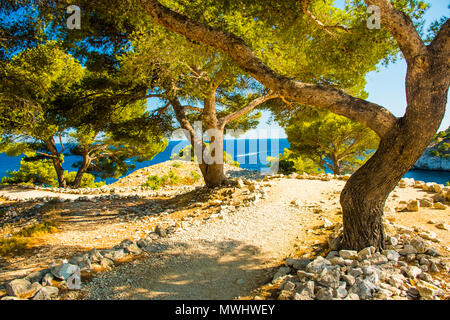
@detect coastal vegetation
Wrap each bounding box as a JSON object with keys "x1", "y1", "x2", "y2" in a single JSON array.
[
  {"x1": 285, "y1": 110, "x2": 379, "y2": 175},
  {"x1": 0, "y1": 0, "x2": 448, "y2": 253}
]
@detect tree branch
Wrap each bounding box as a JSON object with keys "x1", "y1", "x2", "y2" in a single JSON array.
[
  {"x1": 364, "y1": 0, "x2": 427, "y2": 62},
  {"x1": 429, "y1": 18, "x2": 450, "y2": 57},
  {"x1": 219, "y1": 91, "x2": 279, "y2": 128},
  {"x1": 140, "y1": 0, "x2": 398, "y2": 138},
  {"x1": 183, "y1": 105, "x2": 203, "y2": 112},
  {"x1": 300, "y1": 0, "x2": 351, "y2": 41}
]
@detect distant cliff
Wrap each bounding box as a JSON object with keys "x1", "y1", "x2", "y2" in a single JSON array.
[{"x1": 412, "y1": 127, "x2": 450, "y2": 171}]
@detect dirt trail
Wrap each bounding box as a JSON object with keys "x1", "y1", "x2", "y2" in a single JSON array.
[{"x1": 83, "y1": 179, "x2": 346, "y2": 299}]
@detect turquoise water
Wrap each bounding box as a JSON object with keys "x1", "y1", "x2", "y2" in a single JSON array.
[{"x1": 0, "y1": 139, "x2": 448, "y2": 185}]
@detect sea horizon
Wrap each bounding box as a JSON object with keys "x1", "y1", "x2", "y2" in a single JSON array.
[{"x1": 0, "y1": 138, "x2": 448, "y2": 185}]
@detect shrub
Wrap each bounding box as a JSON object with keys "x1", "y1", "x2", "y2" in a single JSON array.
[
  {"x1": 267, "y1": 148, "x2": 321, "y2": 174},
  {"x1": 1, "y1": 158, "x2": 57, "y2": 186},
  {"x1": 1, "y1": 157, "x2": 105, "y2": 188},
  {"x1": 65, "y1": 172, "x2": 105, "y2": 188},
  {"x1": 172, "y1": 161, "x2": 181, "y2": 168},
  {"x1": 0, "y1": 221, "x2": 58, "y2": 256}
]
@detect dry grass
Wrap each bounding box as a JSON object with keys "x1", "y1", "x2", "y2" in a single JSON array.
[{"x1": 0, "y1": 221, "x2": 58, "y2": 256}]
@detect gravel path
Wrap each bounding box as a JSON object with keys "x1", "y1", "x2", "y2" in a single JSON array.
[{"x1": 83, "y1": 179, "x2": 346, "y2": 300}]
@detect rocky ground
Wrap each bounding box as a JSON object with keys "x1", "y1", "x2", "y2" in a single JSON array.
[{"x1": 0, "y1": 160, "x2": 448, "y2": 300}]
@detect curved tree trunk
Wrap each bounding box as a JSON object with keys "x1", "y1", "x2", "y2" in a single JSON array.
[
  {"x1": 45, "y1": 137, "x2": 66, "y2": 188},
  {"x1": 340, "y1": 57, "x2": 448, "y2": 250},
  {"x1": 198, "y1": 129, "x2": 226, "y2": 187},
  {"x1": 71, "y1": 152, "x2": 91, "y2": 189}
]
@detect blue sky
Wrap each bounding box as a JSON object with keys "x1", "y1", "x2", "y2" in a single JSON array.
[{"x1": 245, "y1": 0, "x2": 450, "y2": 139}]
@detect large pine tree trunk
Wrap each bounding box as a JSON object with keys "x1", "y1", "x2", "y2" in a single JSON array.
[
  {"x1": 45, "y1": 137, "x2": 66, "y2": 188},
  {"x1": 197, "y1": 129, "x2": 226, "y2": 187},
  {"x1": 340, "y1": 63, "x2": 448, "y2": 250},
  {"x1": 71, "y1": 152, "x2": 91, "y2": 189}
]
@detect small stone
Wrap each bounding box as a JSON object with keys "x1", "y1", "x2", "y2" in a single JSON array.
[
  {"x1": 344, "y1": 293, "x2": 360, "y2": 300},
  {"x1": 99, "y1": 258, "x2": 114, "y2": 269},
  {"x1": 317, "y1": 268, "x2": 341, "y2": 289},
  {"x1": 315, "y1": 287, "x2": 334, "y2": 300},
  {"x1": 432, "y1": 202, "x2": 446, "y2": 210},
  {"x1": 342, "y1": 274, "x2": 356, "y2": 287},
  {"x1": 236, "y1": 279, "x2": 245, "y2": 285},
  {"x1": 411, "y1": 238, "x2": 427, "y2": 254},
  {"x1": 419, "y1": 199, "x2": 433, "y2": 207},
  {"x1": 101, "y1": 249, "x2": 126, "y2": 262},
  {"x1": 294, "y1": 291, "x2": 314, "y2": 300},
  {"x1": 387, "y1": 236, "x2": 398, "y2": 246},
  {"x1": 120, "y1": 240, "x2": 142, "y2": 255},
  {"x1": 429, "y1": 262, "x2": 439, "y2": 273},
  {"x1": 329, "y1": 257, "x2": 346, "y2": 266},
  {"x1": 277, "y1": 290, "x2": 292, "y2": 300},
  {"x1": 51, "y1": 263, "x2": 80, "y2": 281},
  {"x1": 285, "y1": 258, "x2": 311, "y2": 270},
  {"x1": 305, "y1": 256, "x2": 331, "y2": 273},
  {"x1": 42, "y1": 273, "x2": 54, "y2": 286},
  {"x1": 136, "y1": 238, "x2": 152, "y2": 248},
  {"x1": 435, "y1": 223, "x2": 448, "y2": 230},
  {"x1": 339, "y1": 250, "x2": 358, "y2": 260},
  {"x1": 425, "y1": 247, "x2": 440, "y2": 257},
  {"x1": 272, "y1": 267, "x2": 291, "y2": 282},
  {"x1": 406, "y1": 200, "x2": 419, "y2": 212},
  {"x1": 419, "y1": 231, "x2": 437, "y2": 241},
  {"x1": 155, "y1": 224, "x2": 168, "y2": 237},
  {"x1": 416, "y1": 280, "x2": 441, "y2": 300},
  {"x1": 368, "y1": 253, "x2": 389, "y2": 265},
  {"x1": 399, "y1": 245, "x2": 417, "y2": 256},
  {"x1": 69, "y1": 254, "x2": 92, "y2": 271},
  {"x1": 88, "y1": 248, "x2": 103, "y2": 263},
  {"x1": 32, "y1": 286, "x2": 59, "y2": 300},
  {"x1": 297, "y1": 270, "x2": 315, "y2": 281},
  {"x1": 406, "y1": 287, "x2": 419, "y2": 299},
  {"x1": 349, "y1": 279, "x2": 377, "y2": 300},
  {"x1": 358, "y1": 247, "x2": 375, "y2": 260},
  {"x1": 348, "y1": 267, "x2": 364, "y2": 278},
  {"x1": 382, "y1": 249, "x2": 400, "y2": 262},
  {"x1": 406, "y1": 266, "x2": 422, "y2": 279},
  {"x1": 389, "y1": 274, "x2": 406, "y2": 288}
]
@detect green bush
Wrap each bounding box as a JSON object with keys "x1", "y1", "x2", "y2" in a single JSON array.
[
  {"x1": 1, "y1": 158, "x2": 57, "y2": 186},
  {"x1": 267, "y1": 148, "x2": 321, "y2": 175},
  {"x1": 65, "y1": 171, "x2": 105, "y2": 188},
  {"x1": 1, "y1": 157, "x2": 105, "y2": 188}
]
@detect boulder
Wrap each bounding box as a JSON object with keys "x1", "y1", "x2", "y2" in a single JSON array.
[
  {"x1": 305, "y1": 256, "x2": 332, "y2": 273},
  {"x1": 382, "y1": 250, "x2": 400, "y2": 262},
  {"x1": 5, "y1": 279, "x2": 37, "y2": 297},
  {"x1": 317, "y1": 268, "x2": 341, "y2": 289},
  {"x1": 101, "y1": 249, "x2": 126, "y2": 262},
  {"x1": 416, "y1": 280, "x2": 441, "y2": 300},
  {"x1": 51, "y1": 263, "x2": 79, "y2": 281},
  {"x1": 32, "y1": 286, "x2": 59, "y2": 300}
]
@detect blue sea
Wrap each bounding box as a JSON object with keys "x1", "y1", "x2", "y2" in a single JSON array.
[{"x1": 0, "y1": 138, "x2": 448, "y2": 185}]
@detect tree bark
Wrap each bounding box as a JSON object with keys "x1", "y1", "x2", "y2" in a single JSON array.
[
  {"x1": 341, "y1": 56, "x2": 448, "y2": 250},
  {"x1": 198, "y1": 130, "x2": 226, "y2": 187},
  {"x1": 71, "y1": 151, "x2": 91, "y2": 189},
  {"x1": 45, "y1": 137, "x2": 66, "y2": 188}
]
